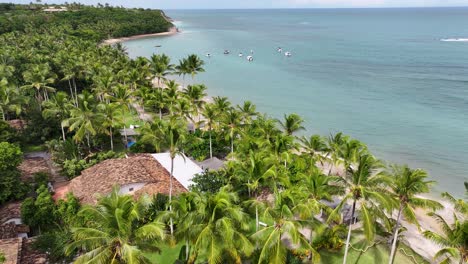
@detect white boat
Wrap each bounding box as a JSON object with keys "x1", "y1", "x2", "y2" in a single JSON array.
[
  {"x1": 285, "y1": 51, "x2": 292, "y2": 57},
  {"x1": 238, "y1": 53, "x2": 243, "y2": 57},
  {"x1": 246, "y1": 55, "x2": 253, "y2": 62},
  {"x1": 206, "y1": 53, "x2": 211, "y2": 57},
  {"x1": 277, "y1": 47, "x2": 283, "y2": 53},
  {"x1": 224, "y1": 50, "x2": 230, "y2": 54}
]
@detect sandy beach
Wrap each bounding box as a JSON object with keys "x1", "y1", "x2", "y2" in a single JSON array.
[{"x1": 102, "y1": 26, "x2": 179, "y2": 45}]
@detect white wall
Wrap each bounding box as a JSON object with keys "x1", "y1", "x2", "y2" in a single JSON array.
[
  {"x1": 4, "y1": 218, "x2": 22, "y2": 225},
  {"x1": 119, "y1": 183, "x2": 146, "y2": 195}
]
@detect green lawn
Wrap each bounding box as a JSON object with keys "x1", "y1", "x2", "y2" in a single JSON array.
[
  {"x1": 120, "y1": 110, "x2": 146, "y2": 127},
  {"x1": 145, "y1": 243, "x2": 183, "y2": 264},
  {"x1": 22, "y1": 144, "x2": 47, "y2": 153},
  {"x1": 319, "y1": 235, "x2": 429, "y2": 264}
]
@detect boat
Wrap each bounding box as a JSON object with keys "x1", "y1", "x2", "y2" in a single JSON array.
[
  {"x1": 238, "y1": 53, "x2": 243, "y2": 57},
  {"x1": 246, "y1": 55, "x2": 253, "y2": 62},
  {"x1": 285, "y1": 51, "x2": 292, "y2": 57},
  {"x1": 155, "y1": 45, "x2": 162, "y2": 47},
  {"x1": 206, "y1": 53, "x2": 211, "y2": 58},
  {"x1": 224, "y1": 50, "x2": 230, "y2": 54},
  {"x1": 277, "y1": 47, "x2": 283, "y2": 53}
]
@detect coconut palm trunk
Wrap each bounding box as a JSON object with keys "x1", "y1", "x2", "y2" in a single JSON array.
[
  {"x1": 72, "y1": 78, "x2": 78, "y2": 106},
  {"x1": 68, "y1": 79, "x2": 76, "y2": 106},
  {"x1": 61, "y1": 123, "x2": 66, "y2": 141},
  {"x1": 209, "y1": 125, "x2": 213, "y2": 159},
  {"x1": 169, "y1": 156, "x2": 174, "y2": 236},
  {"x1": 230, "y1": 130, "x2": 234, "y2": 155},
  {"x1": 122, "y1": 111, "x2": 128, "y2": 146},
  {"x1": 255, "y1": 204, "x2": 259, "y2": 232},
  {"x1": 110, "y1": 127, "x2": 114, "y2": 151},
  {"x1": 389, "y1": 204, "x2": 404, "y2": 264},
  {"x1": 343, "y1": 199, "x2": 356, "y2": 264}
]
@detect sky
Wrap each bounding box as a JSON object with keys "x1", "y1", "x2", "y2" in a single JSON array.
[{"x1": 4, "y1": 0, "x2": 468, "y2": 9}]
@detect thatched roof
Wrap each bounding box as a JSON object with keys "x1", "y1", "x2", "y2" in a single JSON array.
[
  {"x1": 0, "y1": 202, "x2": 21, "y2": 225},
  {"x1": 0, "y1": 238, "x2": 21, "y2": 263},
  {"x1": 18, "y1": 157, "x2": 49, "y2": 182},
  {"x1": 197, "y1": 157, "x2": 225, "y2": 171},
  {"x1": 19, "y1": 238, "x2": 47, "y2": 264},
  {"x1": 56, "y1": 154, "x2": 187, "y2": 204}
]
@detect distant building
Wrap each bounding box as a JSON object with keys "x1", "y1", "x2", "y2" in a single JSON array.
[{"x1": 43, "y1": 6, "x2": 68, "y2": 12}]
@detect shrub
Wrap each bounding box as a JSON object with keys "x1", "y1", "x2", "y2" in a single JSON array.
[
  {"x1": 190, "y1": 170, "x2": 227, "y2": 193},
  {"x1": 33, "y1": 172, "x2": 50, "y2": 187},
  {"x1": 0, "y1": 142, "x2": 22, "y2": 170}
]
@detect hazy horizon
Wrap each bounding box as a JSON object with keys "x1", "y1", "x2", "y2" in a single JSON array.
[{"x1": 2, "y1": 0, "x2": 468, "y2": 9}]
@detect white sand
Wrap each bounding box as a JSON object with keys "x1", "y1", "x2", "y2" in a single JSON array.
[{"x1": 102, "y1": 27, "x2": 178, "y2": 45}]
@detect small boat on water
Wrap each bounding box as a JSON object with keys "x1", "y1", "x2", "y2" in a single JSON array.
[
  {"x1": 239, "y1": 53, "x2": 243, "y2": 57},
  {"x1": 206, "y1": 53, "x2": 211, "y2": 58},
  {"x1": 250, "y1": 50, "x2": 254, "y2": 54},
  {"x1": 246, "y1": 55, "x2": 253, "y2": 62},
  {"x1": 155, "y1": 45, "x2": 162, "y2": 47},
  {"x1": 285, "y1": 51, "x2": 292, "y2": 57},
  {"x1": 277, "y1": 47, "x2": 283, "y2": 53},
  {"x1": 224, "y1": 50, "x2": 230, "y2": 54}
]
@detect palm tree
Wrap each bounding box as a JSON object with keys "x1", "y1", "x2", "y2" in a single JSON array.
[
  {"x1": 223, "y1": 108, "x2": 242, "y2": 156},
  {"x1": 160, "y1": 119, "x2": 186, "y2": 236},
  {"x1": 235, "y1": 150, "x2": 275, "y2": 231},
  {"x1": 163, "y1": 80, "x2": 180, "y2": 115},
  {"x1": 186, "y1": 187, "x2": 253, "y2": 263},
  {"x1": 65, "y1": 188, "x2": 166, "y2": 263},
  {"x1": 91, "y1": 69, "x2": 115, "y2": 103},
  {"x1": 186, "y1": 54, "x2": 205, "y2": 80},
  {"x1": 42, "y1": 92, "x2": 72, "y2": 141},
  {"x1": 212, "y1": 96, "x2": 231, "y2": 113},
  {"x1": 21, "y1": 63, "x2": 56, "y2": 104},
  {"x1": 277, "y1": 113, "x2": 305, "y2": 135},
  {"x1": 255, "y1": 114, "x2": 280, "y2": 142},
  {"x1": 201, "y1": 104, "x2": 219, "y2": 159},
  {"x1": 183, "y1": 84, "x2": 207, "y2": 122},
  {"x1": 423, "y1": 213, "x2": 468, "y2": 264},
  {"x1": 237, "y1": 100, "x2": 257, "y2": 124},
  {"x1": 329, "y1": 154, "x2": 393, "y2": 264},
  {"x1": 175, "y1": 58, "x2": 189, "y2": 86},
  {"x1": 150, "y1": 54, "x2": 174, "y2": 87},
  {"x1": 252, "y1": 190, "x2": 319, "y2": 264},
  {"x1": 145, "y1": 87, "x2": 166, "y2": 120},
  {"x1": 63, "y1": 91, "x2": 101, "y2": 148},
  {"x1": 173, "y1": 98, "x2": 194, "y2": 121},
  {"x1": 0, "y1": 78, "x2": 25, "y2": 121},
  {"x1": 138, "y1": 118, "x2": 166, "y2": 152},
  {"x1": 98, "y1": 103, "x2": 123, "y2": 151},
  {"x1": 109, "y1": 84, "x2": 134, "y2": 145},
  {"x1": 300, "y1": 134, "x2": 329, "y2": 162},
  {"x1": 387, "y1": 165, "x2": 442, "y2": 264}
]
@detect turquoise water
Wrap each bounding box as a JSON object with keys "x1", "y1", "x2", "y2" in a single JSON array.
[{"x1": 124, "y1": 8, "x2": 468, "y2": 196}]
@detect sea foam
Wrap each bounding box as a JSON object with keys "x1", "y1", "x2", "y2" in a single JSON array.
[{"x1": 440, "y1": 38, "x2": 468, "y2": 42}]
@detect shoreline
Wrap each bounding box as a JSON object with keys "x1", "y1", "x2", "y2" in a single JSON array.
[{"x1": 102, "y1": 26, "x2": 179, "y2": 45}]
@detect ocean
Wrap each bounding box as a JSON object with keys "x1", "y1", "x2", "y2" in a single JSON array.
[{"x1": 123, "y1": 8, "x2": 468, "y2": 196}]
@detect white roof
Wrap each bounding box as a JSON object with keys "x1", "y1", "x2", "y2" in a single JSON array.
[{"x1": 151, "y1": 153, "x2": 203, "y2": 189}]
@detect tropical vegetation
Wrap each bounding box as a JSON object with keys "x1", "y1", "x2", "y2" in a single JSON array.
[{"x1": 0, "y1": 3, "x2": 466, "y2": 264}]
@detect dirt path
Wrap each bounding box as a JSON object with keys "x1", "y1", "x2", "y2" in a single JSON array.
[
  {"x1": 24, "y1": 151, "x2": 68, "y2": 188},
  {"x1": 132, "y1": 103, "x2": 153, "y2": 122}
]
